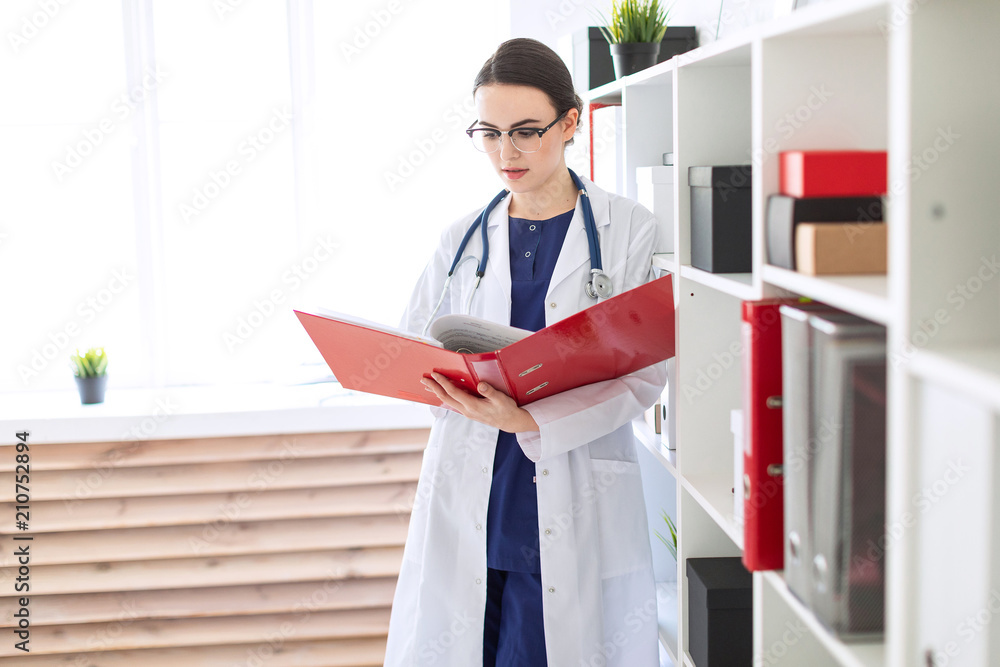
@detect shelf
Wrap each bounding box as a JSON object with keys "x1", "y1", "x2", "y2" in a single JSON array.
[
  {"x1": 656, "y1": 581, "x2": 679, "y2": 664},
  {"x1": 652, "y1": 253, "x2": 677, "y2": 273},
  {"x1": 634, "y1": 416, "x2": 678, "y2": 478},
  {"x1": 681, "y1": 474, "x2": 743, "y2": 551},
  {"x1": 760, "y1": 571, "x2": 886, "y2": 667},
  {"x1": 679, "y1": 265, "x2": 757, "y2": 301},
  {"x1": 761, "y1": 264, "x2": 890, "y2": 325},
  {"x1": 758, "y1": 0, "x2": 888, "y2": 40},
  {"x1": 908, "y1": 345, "x2": 1000, "y2": 411},
  {"x1": 585, "y1": 77, "x2": 623, "y2": 105}
]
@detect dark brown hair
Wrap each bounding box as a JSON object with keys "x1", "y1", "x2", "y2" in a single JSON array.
[{"x1": 473, "y1": 38, "x2": 583, "y2": 142}]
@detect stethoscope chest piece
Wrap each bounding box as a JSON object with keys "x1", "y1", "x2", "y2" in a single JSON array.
[{"x1": 586, "y1": 269, "x2": 614, "y2": 299}]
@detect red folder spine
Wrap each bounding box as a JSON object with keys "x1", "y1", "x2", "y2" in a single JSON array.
[
  {"x1": 466, "y1": 354, "x2": 515, "y2": 402},
  {"x1": 779, "y1": 150, "x2": 887, "y2": 198},
  {"x1": 741, "y1": 300, "x2": 786, "y2": 571}
]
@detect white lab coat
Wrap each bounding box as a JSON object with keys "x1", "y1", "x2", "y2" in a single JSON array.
[{"x1": 384, "y1": 176, "x2": 666, "y2": 667}]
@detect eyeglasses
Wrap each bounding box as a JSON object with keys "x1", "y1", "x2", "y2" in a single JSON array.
[{"x1": 466, "y1": 111, "x2": 568, "y2": 154}]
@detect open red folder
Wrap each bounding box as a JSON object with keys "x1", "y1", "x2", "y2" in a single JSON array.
[{"x1": 294, "y1": 275, "x2": 675, "y2": 407}]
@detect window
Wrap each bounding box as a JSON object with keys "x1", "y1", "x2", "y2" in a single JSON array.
[{"x1": 2, "y1": 0, "x2": 506, "y2": 393}]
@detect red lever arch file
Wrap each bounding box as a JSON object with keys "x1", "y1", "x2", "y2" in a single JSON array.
[
  {"x1": 741, "y1": 299, "x2": 790, "y2": 572},
  {"x1": 294, "y1": 275, "x2": 675, "y2": 407}
]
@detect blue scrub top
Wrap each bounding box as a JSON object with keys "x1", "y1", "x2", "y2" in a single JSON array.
[{"x1": 486, "y1": 208, "x2": 574, "y2": 573}]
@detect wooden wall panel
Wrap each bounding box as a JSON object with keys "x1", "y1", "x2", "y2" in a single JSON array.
[{"x1": 0, "y1": 429, "x2": 427, "y2": 665}]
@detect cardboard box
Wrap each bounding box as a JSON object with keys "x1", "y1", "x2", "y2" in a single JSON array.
[
  {"x1": 794, "y1": 222, "x2": 887, "y2": 275},
  {"x1": 765, "y1": 194, "x2": 884, "y2": 270}
]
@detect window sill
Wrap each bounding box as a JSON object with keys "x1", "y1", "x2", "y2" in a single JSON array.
[{"x1": 0, "y1": 382, "x2": 434, "y2": 444}]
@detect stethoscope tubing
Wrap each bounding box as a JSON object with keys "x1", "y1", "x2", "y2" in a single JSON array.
[{"x1": 421, "y1": 168, "x2": 608, "y2": 337}]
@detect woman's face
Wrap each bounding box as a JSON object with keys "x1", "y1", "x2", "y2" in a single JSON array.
[{"x1": 472, "y1": 84, "x2": 578, "y2": 195}]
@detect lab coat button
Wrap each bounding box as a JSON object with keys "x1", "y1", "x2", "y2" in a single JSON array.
[
  {"x1": 476, "y1": 523, "x2": 482, "y2": 530},
  {"x1": 476, "y1": 578, "x2": 482, "y2": 585},
  {"x1": 548, "y1": 587, "x2": 555, "y2": 593},
  {"x1": 542, "y1": 469, "x2": 549, "y2": 476},
  {"x1": 544, "y1": 528, "x2": 551, "y2": 535},
  {"x1": 549, "y1": 302, "x2": 557, "y2": 308},
  {"x1": 481, "y1": 466, "x2": 488, "y2": 473}
]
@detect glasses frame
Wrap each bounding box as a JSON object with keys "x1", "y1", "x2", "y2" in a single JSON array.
[{"x1": 465, "y1": 110, "x2": 569, "y2": 154}]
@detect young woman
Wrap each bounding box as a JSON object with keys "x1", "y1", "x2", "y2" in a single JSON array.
[{"x1": 384, "y1": 38, "x2": 666, "y2": 667}]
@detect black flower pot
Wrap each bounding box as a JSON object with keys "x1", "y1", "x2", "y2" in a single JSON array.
[
  {"x1": 610, "y1": 42, "x2": 661, "y2": 79},
  {"x1": 75, "y1": 375, "x2": 107, "y2": 405}
]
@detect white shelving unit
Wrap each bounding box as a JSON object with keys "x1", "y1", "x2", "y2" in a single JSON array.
[{"x1": 589, "y1": 0, "x2": 1000, "y2": 664}]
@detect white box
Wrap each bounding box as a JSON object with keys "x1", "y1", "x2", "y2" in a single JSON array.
[{"x1": 636, "y1": 166, "x2": 675, "y2": 253}]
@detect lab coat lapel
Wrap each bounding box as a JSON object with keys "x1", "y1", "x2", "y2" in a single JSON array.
[
  {"x1": 546, "y1": 176, "x2": 611, "y2": 309},
  {"x1": 484, "y1": 194, "x2": 512, "y2": 324}
]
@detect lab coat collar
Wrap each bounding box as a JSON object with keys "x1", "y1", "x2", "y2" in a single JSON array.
[{"x1": 483, "y1": 175, "x2": 612, "y2": 320}]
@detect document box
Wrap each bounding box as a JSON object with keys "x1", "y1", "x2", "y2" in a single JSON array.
[
  {"x1": 686, "y1": 557, "x2": 752, "y2": 667},
  {"x1": 689, "y1": 165, "x2": 752, "y2": 273}
]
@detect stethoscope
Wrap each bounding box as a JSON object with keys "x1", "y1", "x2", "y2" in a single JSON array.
[{"x1": 422, "y1": 168, "x2": 612, "y2": 336}]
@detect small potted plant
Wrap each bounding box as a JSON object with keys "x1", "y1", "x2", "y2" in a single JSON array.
[
  {"x1": 70, "y1": 347, "x2": 108, "y2": 405},
  {"x1": 597, "y1": 0, "x2": 670, "y2": 79}
]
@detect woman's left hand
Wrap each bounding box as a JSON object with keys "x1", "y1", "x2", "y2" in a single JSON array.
[{"x1": 421, "y1": 371, "x2": 539, "y2": 433}]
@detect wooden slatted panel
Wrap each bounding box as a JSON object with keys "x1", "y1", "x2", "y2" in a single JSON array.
[
  {"x1": 0, "y1": 546, "x2": 405, "y2": 596},
  {"x1": 0, "y1": 607, "x2": 392, "y2": 656},
  {"x1": 0, "y1": 451, "x2": 425, "y2": 501},
  {"x1": 0, "y1": 514, "x2": 410, "y2": 566},
  {"x1": 0, "y1": 637, "x2": 388, "y2": 666},
  {"x1": 0, "y1": 577, "x2": 397, "y2": 626},
  {"x1": 0, "y1": 429, "x2": 426, "y2": 664},
  {"x1": 0, "y1": 481, "x2": 418, "y2": 532},
  {"x1": 0, "y1": 430, "x2": 429, "y2": 471}
]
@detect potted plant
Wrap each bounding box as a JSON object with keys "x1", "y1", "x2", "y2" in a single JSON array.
[
  {"x1": 597, "y1": 0, "x2": 670, "y2": 79},
  {"x1": 70, "y1": 347, "x2": 108, "y2": 405}
]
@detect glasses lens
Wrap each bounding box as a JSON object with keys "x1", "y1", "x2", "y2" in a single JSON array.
[
  {"x1": 510, "y1": 129, "x2": 542, "y2": 153},
  {"x1": 469, "y1": 129, "x2": 501, "y2": 153},
  {"x1": 468, "y1": 128, "x2": 544, "y2": 153}
]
